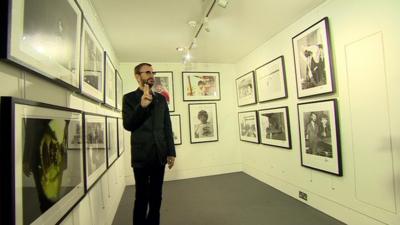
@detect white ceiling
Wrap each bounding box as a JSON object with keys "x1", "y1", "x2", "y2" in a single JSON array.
[{"x1": 90, "y1": 0, "x2": 326, "y2": 63}]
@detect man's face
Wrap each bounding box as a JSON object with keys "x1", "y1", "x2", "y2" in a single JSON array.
[
  {"x1": 311, "y1": 113, "x2": 317, "y2": 122},
  {"x1": 136, "y1": 65, "x2": 154, "y2": 88}
]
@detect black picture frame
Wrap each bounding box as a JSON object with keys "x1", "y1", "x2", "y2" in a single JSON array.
[
  {"x1": 104, "y1": 52, "x2": 116, "y2": 109},
  {"x1": 188, "y1": 103, "x2": 219, "y2": 143},
  {"x1": 152, "y1": 71, "x2": 175, "y2": 112},
  {"x1": 0, "y1": 97, "x2": 85, "y2": 225},
  {"x1": 117, "y1": 118, "x2": 125, "y2": 156},
  {"x1": 292, "y1": 17, "x2": 335, "y2": 98},
  {"x1": 255, "y1": 56, "x2": 288, "y2": 102},
  {"x1": 238, "y1": 111, "x2": 260, "y2": 144},
  {"x1": 258, "y1": 106, "x2": 292, "y2": 149},
  {"x1": 115, "y1": 70, "x2": 123, "y2": 111},
  {"x1": 235, "y1": 71, "x2": 257, "y2": 106},
  {"x1": 0, "y1": 0, "x2": 82, "y2": 92},
  {"x1": 170, "y1": 114, "x2": 182, "y2": 145},
  {"x1": 297, "y1": 99, "x2": 342, "y2": 176},
  {"x1": 106, "y1": 116, "x2": 118, "y2": 168},
  {"x1": 182, "y1": 72, "x2": 221, "y2": 101}
]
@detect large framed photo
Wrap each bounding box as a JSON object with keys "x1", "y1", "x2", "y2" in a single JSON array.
[
  {"x1": 182, "y1": 72, "x2": 220, "y2": 101},
  {"x1": 80, "y1": 20, "x2": 104, "y2": 103},
  {"x1": 84, "y1": 113, "x2": 107, "y2": 189},
  {"x1": 238, "y1": 111, "x2": 259, "y2": 144},
  {"x1": 1, "y1": 0, "x2": 82, "y2": 90},
  {"x1": 258, "y1": 106, "x2": 291, "y2": 149},
  {"x1": 106, "y1": 117, "x2": 118, "y2": 167},
  {"x1": 236, "y1": 71, "x2": 256, "y2": 106},
  {"x1": 255, "y1": 56, "x2": 288, "y2": 102},
  {"x1": 170, "y1": 115, "x2": 182, "y2": 145},
  {"x1": 152, "y1": 71, "x2": 175, "y2": 111},
  {"x1": 0, "y1": 97, "x2": 84, "y2": 225},
  {"x1": 188, "y1": 103, "x2": 218, "y2": 143},
  {"x1": 115, "y1": 71, "x2": 123, "y2": 111},
  {"x1": 117, "y1": 118, "x2": 125, "y2": 156},
  {"x1": 297, "y1": 99, "x2": 342, "y2": 176},
  {"x1": 292, "y1": 17, "x2": 335, "y2": 98},
  {"x1": 104, "y1": 52, "x2": 116, "y2": 108}
]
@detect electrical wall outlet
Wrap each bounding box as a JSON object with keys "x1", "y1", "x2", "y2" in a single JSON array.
[{"x1": 299, "y1": 191, "x2": 308, "y2": 201}]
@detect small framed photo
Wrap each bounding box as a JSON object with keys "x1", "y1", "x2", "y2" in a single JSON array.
[
  {"x1": 106, "y1": 117, "x2": 118, "y2": 167},
  {"x1": 84, "y1": 113, "x2": 107, "y2": 189},
  {"x1": 117, "y1": 118, "x2": 125, "y2": 156},
  {"x1": 2, "y1": 0, "x2": 82, "y2": 91},
  {"x1": 182, "y1": 72, "x2": 220, "y2": 101},
  {"x1": 297, "y1": 99, "x2": 342, "y2": 176},
  {"x1": 235, "y1": 71, "x2": 257, "y2": 106},
  {"x1": 67, "y1": 119, "x2": 83, "y2": 149},
  {"x1": 238, "y1": 111, "x2": 259, "y2": 144},
  {"x1": 0, "y1": 97, "x2": 84, "y2": 225},
  {"x1": 152, "y1": 71, "x2": 175, "y2": 112},
  {"x1": 188, "y1": 103, "x2": 219, "y2": 143},
  {"x1": 255, "y1": 56, "x2": 288, "y2": 102},
  {"x1": 104, "y1": 52, "x2": 116, "y2": 108},
  {"x1": 170, "y1": 115, "x2": 182, "y2": 145},
  {"x1": 80, "y1": 19, "x2": 104, "y2": 103},
  {"x1": 258, "y1": 106, "x2": 291, "y2": 149},
  {"x1": 115, "y1": 71, "x2": 123, "y2": 111},
  {"x1": 292, "y1": 17, "x2": 335, "y2": 98}
]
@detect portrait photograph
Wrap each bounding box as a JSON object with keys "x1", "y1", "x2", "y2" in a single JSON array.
[
  {"x1": 188, "y1": 103, "x2": 219, "y2": 143},
  {"x1": 255, "y1": 56, "x2": 288, "y2": 102},
  {"x1": 117, "y1": 118, "x2": 125, "y2": 156},
  {"x1": 297, "y1": 99, "x2": 342, "y2": 176},
  {"x1": 182, "y1": 72, "x2": 220, "y2": 101},
  {"x1": 1, "y1": 97, "x2": 84, "y2": 225},
  {"x1": 84, "y1": 113, "x2": 107, "y2": 189},
  {"x1": 116, "y1": 71, "x2": 123, "y2": 111},
  {"x1": 258, "y1": 106, "x2": 291, "y2": 149},
  {"x1": 106, "y1": 117, "x2": 118, "y2": 167},
  {"x1": 292, "y1": 17, "x2": 335, "y2": 98},
  {"x1": 238, "y1": 111, "x2": 259, "y2": 144},
  {"x1": 236, "y1": 71, "x2": 256, "y2": 106},
  {"x1": 5, "y1": 0, "x2": 82, "y2": 90},
  {"x1": 104, "y1": 53, "x2": 116, "y2": 108},
  {"x1": 81, "y1": 20, "x2": 104, "y2": 102},
  {"x1": 152, "y1": 71, "x2": 175, "y2": 111},
  {"x1": 170, "y1": 114, "x2": 182, "y2": 145}
]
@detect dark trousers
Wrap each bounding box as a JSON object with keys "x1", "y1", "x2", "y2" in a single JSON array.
[{"x1": 133, "y1": 165, "x2": 165, "y2": 225}]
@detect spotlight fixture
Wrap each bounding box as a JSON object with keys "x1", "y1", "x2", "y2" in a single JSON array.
[
  {"x1": 176, "y1": 47, "x2": 185, "y2": 52},
  {"x1": 217, "y1": 0, "x2": 229, "y2": 8},
  {"x1": 188, "y1": 20, "x2": 197, "y2": 28},
  {"x1": 203, "y1": 17, "x2": 210, "y2": 32}
]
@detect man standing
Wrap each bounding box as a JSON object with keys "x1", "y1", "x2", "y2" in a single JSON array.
[
  {"x1": 122, "y1": 63, "x2": 176, "y2": 225},
  {"x1": 305, "y1": 112, "x2": 320, "y2": 155}
]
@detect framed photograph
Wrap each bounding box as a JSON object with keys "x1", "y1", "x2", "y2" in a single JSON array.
[
  {"x1": 182, "y1": 72, "x2": 220, "y2": 101},
  {"x1": 1, "y1": 0, "x2": 82, "y2": 90},
  {"x1": 106, "y1": 117, "x2": 118, "y2": 167},
  {"x1": 188, "y1": 103, "x2": 218, "y2": 143},
  {"x1": 297, "y1": 99, "x2": 342, "y2": 176},
  {"x1": 115, "y1": 71, "x2": 123, "y2": 111},
  {"x1": 235, "y1": 71, "x2": 256, "y2": 106},
  {"x1": 84, "y1": 113, "x2": 107, "y2": 189},
  {"x1": 117, "y1": 118, "x2": 125, "y2": 156},
  {"x1": 170, "y1": 115, "x2": 182, "y2": 145},
  {"x1": 104, "y1": 52, "x2": 116, "y2": 108},
  {"x1": 152, "y1": 71, "x2": 175, "y2": 111},
  {"x1": 238, "y1": 111, "x2": 259, "y2": 144},
  {"x1": 80, "y1": 20, "x2": 104, "y2": 103},
  {"x1": 255, "y1": 56, "x2": 288, "y2": 102},
  {"x1": 258, "y1": 106, "x2": 291, "y2": 149},
  {"x1": 0, "y1": 97, "x2": 84, "y2": 225},
  {"x1": 67, "y1": 120, "x2": 82, "y2": 149},
  {"x1": 292, "y1": 17, "x2": 335, "y2": 98}
]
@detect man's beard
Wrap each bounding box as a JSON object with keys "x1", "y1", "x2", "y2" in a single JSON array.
[{"x1": 142, "y1": 78, "x2": 154, "y2": 88}]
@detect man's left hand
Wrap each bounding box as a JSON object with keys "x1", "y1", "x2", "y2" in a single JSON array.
[{"x1": 167, "y1": 156, "x2": 175, "y2": 169}]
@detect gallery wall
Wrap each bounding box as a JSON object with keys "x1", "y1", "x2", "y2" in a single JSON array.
[{"x1": 235, "y1": 0, "x2": 400, "y2": 225}]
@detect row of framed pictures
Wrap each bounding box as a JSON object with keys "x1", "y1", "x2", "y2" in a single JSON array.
[
  {"x1": 0, "y1": 97, "x2": 125, "y2": 225},
  {"x1": 238, "y1": 99, "x2": 342, "y2": 176},
  {"x1": 0, "y1": 0, "x2": 123, "y2": 110},
  {"x1": 235, "y1": 17, "x2": 335, "y2": 106}
]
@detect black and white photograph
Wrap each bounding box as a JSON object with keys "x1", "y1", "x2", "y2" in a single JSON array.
[
  {"x1": 84, "y1": 113, "x2": 107, "y2": 189},
  {"x1": 292, "y1": 17, "x2": 335, "y2": 98},
  {"x1": 170, "y1": 115, "x2": 182, "y2": 145},
  {"x1": 152, "y1": 71, "x2": 175, "y2": 111},
  {"x1": 3, "y1": 0, "x2": 82, "y2": 90},
  {"x1": 81, "y1": 20, "x2": 104, "y2": 102},
  {"x1": 188, "y1": 103, "x2": 219, "y2": 143},
  {"x1": 255, "y1": 56, "x2": 287, "y2": 102},
  {"x1": 258, "y1": 106, "x2": 291, "y2": 149},
  {"x1": 106, "y1": 117, "x2": 118, "y2": 167},
  {"x1": 67, "y1": 120, "x2": 82, "y2": 149},
  {"x1": 236, "y1": 71, "x2": 257, "y2": 106},
  {"x1": 182, "y1": 72, "x2": 220, "y2": 101},
  {"x1": 116, "y1": 71, "x2": 123, "y2": 110},
  {"x1": 298, "y1": 99, "x2": 342, "y2": 176},
  {"x1": 104, "y1": 53, "x2": 116, "y2": 108},
  {"x1": 238, "y1": 111, "x2": 259, "y2": 143},
  {"x1": 117, "y1": 118, "x2": 125, "y2": 156},
  {"x1": 0, "y1": 97, "x2": 84, "y2": 225}
]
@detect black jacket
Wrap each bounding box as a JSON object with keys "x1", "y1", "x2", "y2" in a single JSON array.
[{"x1": 122, "y1": 88, "x2": 176, "y2": 168}]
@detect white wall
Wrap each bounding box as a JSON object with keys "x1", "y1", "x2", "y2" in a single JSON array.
[
  {"x1": 235, "y1": 0, "x2": 400, "y2": 225},
  {"x1": 119, "y1": 62, "x2": 242, "y2": 185}
]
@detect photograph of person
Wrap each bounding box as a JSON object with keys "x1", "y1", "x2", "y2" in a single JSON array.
[
  {"x1": 189, "y1": 103, "x2": 218, "y2": 143},
  {"x1": 183, "y1": 72, "x2": 220, "y2": 101},
  {"x1": 262, "y1": 112, "x2": 286, "y2": 141},
  {"x1": 258, "y1": 107, "x2": 291, "y2": 148},
  {"x1": 304, "y1": 111, "x2": 332, "y2": 157},
  {"x1": 194, "y1": 110, "x2": 214, "y2": 138}
]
